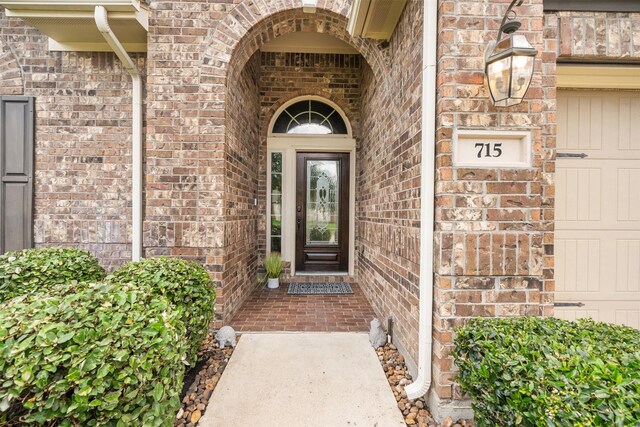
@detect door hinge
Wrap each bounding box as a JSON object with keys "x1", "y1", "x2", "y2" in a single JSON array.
[
  {"x1": 554, "y1": 302, "x2": 585, "y2": 307},
  {"x1": 557, "y1": 153, "x2": 588, "y2": 158}
]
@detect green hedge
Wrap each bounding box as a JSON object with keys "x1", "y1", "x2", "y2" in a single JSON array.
[
  {"x1": 0, "y1": 247, "x2": 105, "y2": 303},
  {"x1": 0, "y1": 282, "x2": 187, "y2": 426},
  {"x1": 454, "y1": 317, "x2": 640, "y2": 427},
  {"x1": 108, "y1": 257, "x2": 216, "y2": 364}
]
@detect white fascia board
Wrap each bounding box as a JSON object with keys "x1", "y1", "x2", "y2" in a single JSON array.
[
  {"x1": 557, "y1": 64, "x2": 640, "y2": 89},
  {"x1": 347, "y1": 0, "x2": 371, "y2": 37},
  {"x1": 0, "y1": 0, "x2": 141, "y2": 12}
]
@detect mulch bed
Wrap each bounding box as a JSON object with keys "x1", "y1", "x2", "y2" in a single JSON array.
[
  {"x1": 174, "y1": 331, "x2": 238, "y2": 426},
  {"x1": 377, "y1": 343, "x2": 474, "y2": 427}
]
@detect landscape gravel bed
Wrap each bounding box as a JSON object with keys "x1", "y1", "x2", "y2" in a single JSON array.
[
  {"x1": 175, "y1": 331, "x2": 238, "y2": 426},
  {"x1": 377, "y1": 343, "x2": 474, "y2": 427}
]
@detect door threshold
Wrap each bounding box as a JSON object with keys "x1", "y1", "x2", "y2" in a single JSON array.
[{"x1": 295, "y1": 272, "x2": 349, "y2": 277}]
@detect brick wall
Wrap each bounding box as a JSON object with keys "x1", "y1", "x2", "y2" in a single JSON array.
[
  {"x1": 431, "y1": 0, "x2": 556, "y2": 413},
  {"x1": 0, "y1": 32, "x2": 23, "y2": 95},
  {"x1": 554, "y1": 11, "x2": 640, "y2": 61},
  {"x1": 222, "y1": 52, "x2": 261, "y2": 322},
  {"x1": 0, "y1": 8, "x2": 140, "y2": 269},
  {"x1": 258, "y1": 51, "x2": 363, "y2": 261},
  {"x1": 358, "y1": 0, "x2": 424, "y2": 364},
  {"x1": 144, "y1": 0, "x2": 231, "y2": 321}
]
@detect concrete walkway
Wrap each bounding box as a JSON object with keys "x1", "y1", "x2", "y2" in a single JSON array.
[{"x1": 198, "y1": 333, "x2": 406, "y2": 427}]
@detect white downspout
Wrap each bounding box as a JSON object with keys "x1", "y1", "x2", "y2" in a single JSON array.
[
  {"x1": 405, "y1": 0, "x2": 438, "y2": 400},
  {"x1": 95, "y1": 5, "x2": 143, "y2": 262}
]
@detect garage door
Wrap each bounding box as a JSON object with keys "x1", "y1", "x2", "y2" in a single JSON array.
[{"x1": 555, "y1": 90, "x2": 640, "y2": 329}]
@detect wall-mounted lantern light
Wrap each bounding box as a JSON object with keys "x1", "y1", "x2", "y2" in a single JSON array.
[{"x1": 485, "y1": 0, "x2": 538, "y2": 107}]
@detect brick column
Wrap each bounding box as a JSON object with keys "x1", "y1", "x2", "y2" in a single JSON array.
[{"x1": 430, "y1": 0, "x2": 556, "y2": 419}]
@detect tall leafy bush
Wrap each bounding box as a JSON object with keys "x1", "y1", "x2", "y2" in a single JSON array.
[
  {"x1": 0, "y1": 247, "x2": 105, "y2": 303},
  {"x1": 0, "y1": 282, "x2": 187, "y2": 426},
  {"x1": 108, "y1": 257, "x2": 216, "y2": 364},
  {"x1": 454, "y1": 317, "x2": 640, "y2": 427}
]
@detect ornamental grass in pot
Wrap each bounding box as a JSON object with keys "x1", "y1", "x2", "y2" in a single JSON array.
[{"x1": 264, "y1": 252, "x2": 283, "y2": 289}]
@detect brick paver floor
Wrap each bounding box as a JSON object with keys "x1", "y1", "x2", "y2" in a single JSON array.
[{"x1": 229, "y1": 283, "x2": 376, "y2": 332}]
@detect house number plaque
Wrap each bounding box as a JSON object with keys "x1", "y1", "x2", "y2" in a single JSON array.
[{"x1": 453, "y1": 129, "x2": 532, "y2": 168}]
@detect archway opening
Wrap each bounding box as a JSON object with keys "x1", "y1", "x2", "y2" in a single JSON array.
[{"x1": 210, "y1": 6, "x2": 383, "y2": 328}]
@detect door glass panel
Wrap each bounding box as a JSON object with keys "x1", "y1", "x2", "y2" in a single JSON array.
[
  {"x1": 270, "y1": 152, "x2": 283, "y2": 252},
  {"x1": 306, "y1": 160, "x2": 339, "y2": 245}
]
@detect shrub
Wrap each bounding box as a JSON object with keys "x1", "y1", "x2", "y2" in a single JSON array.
[
  {"x1": 0, "y1": 282, "x2": 187, "y2": 426},
  {"x1": 454, "y1": 317, "x2": 640, "y2": 427},
  {"x1": 0, "y1": 247, "x2": 105, "y2": 303},
  {"x1": 107, "y1": 257, "x2": 215, "y2": 364}
]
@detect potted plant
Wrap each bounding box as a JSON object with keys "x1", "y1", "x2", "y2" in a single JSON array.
[{"x1": 264, "y1": 252, "x2": 283, "y2": 289}]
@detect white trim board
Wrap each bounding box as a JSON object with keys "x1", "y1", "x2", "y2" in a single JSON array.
[{"x1": 557, "y1": 64, "x2": 640, "y2": 89}]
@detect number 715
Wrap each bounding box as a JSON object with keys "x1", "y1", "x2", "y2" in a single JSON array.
[{"x1": 475, "y1": 142, "x2": 502, "y2": 158}]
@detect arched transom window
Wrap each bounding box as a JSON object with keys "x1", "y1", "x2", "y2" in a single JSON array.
[{"x1": 272, "y1": 99, "x2": 348, "y2": 135}]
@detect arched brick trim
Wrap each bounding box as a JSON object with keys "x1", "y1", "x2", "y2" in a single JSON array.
[
  {"x1": 0, "y1": 35, "x2": 23, "y2": 95},
  {"x1": 261, "y1": 90, "x2": 358, "y2": 139},
  {"x1": 201, "y1": 3, "x2": 385, "y2": 85}
]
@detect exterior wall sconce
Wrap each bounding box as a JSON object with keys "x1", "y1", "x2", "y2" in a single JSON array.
[{"x1": 485, "y1": 0, "x2": 538, "y2": 107}]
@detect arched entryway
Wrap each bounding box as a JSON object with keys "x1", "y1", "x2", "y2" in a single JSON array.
[{"x1": 197, "y1": 3, "x2": 387, "y2": 324}]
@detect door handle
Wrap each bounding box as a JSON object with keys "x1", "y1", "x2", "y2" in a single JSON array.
[{"x1": 297, "y1": 216, "x2": 302, "y2": 230}]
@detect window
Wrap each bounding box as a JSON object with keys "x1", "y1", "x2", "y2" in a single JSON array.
[
  {"x1": 272, "y1": 100, "x2": 348, "y2": 135},
  {"x1": 270, "y1": 152, "x2": 283, "y2": 253}
]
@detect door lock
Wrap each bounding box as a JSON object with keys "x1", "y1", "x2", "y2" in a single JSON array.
[{"x1": 296, "y1": 205, "x2": 302, "y2": 231}]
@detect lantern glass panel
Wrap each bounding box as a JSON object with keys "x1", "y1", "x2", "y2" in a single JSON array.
[
  {"x1": 510, "y1": 55, "x2": 534, "y2": 100},
  {"x1": 487, "y1": 56, "x2": 512, "y2": 103}
]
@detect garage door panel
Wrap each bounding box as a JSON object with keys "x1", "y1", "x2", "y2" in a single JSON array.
[
  {"x1": 618, "y1": 96, "x2": 640, "y2": 151},
  {"x1": 616, "y1": 240, "x2": 640, "y2": 292},
  {"x1": 556, "y1": 232, "x2": 640, "y2": 294},
  {"x1": 557, "y1": 163, "x2": 640, "y2": 228},
  {"x1": 617, "y1": 168, "x2": 640, "y2": 221},
  {"x1": 555, "y1": 238, "x2": 600, "y2": 293},
  {"x1": 616, "y1": 310, "x2": 639, "y2": 329},
  {"x1": 556, "y1": 89, "x2": 640, "y2": 329},
  {"x1": 559, "y1": 95, "x2": 604, "y2": 151},
  {"x1": 555, "y1": 167, "x2": 601, "y2": 221},
  {"x1": 558, "y1": 91, "x2": 640, "y2": 158}
]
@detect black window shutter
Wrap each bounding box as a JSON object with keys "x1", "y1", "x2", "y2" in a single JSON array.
[{"x1": 0, "y1": 96, "x2": 34, "y2": 253}]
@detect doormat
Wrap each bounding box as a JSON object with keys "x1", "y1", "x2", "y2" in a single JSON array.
[{"x1": 287, "y1": 282, "x2": 353, "y2": 295}]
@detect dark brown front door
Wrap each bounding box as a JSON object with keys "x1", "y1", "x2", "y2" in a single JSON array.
[{"x1": 296, "y1": 152, "x2": 349, "y2": 272}]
